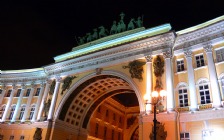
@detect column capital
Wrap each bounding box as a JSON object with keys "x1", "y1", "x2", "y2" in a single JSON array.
[
  {"x1": 184, "y1": 50, "x2": 193, "y2": 58},
  {"x1": 21, "y1": 84, "x2": 26, "y2": 90},
  {"x1": 55, "y1": 76, "x2": 62, "y2": 83},
  {"x1": 12, "y1": 84, "x2": 17, "y2": 90},
  {"x1": 145, "y1": 55, "x2": 152, "y2": 62},
  {"x1": 1, "y1": 84, "x2": 7, "y2": 90},
  {"x1": 163, "y1": 50, "x2": 172, "y2": 59},
  {"x1": 203, "y1": 45, "x2": 213, "y2": 53}
]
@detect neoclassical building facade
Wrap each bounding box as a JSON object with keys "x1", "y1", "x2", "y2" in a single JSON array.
[{"x1": 0, "y1": 15, "x2": 224, "y2": 140}]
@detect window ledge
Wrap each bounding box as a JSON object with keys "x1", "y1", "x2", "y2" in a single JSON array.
[
  {"x1": 215, "y1": 61, "x2": 224, "y2": 66},
  {"x1": 194, "y1": 65, "x2": 207, "y2": 71},
  {"x1": 175, "y1": 70, "x2": 187, "y2": 75}
]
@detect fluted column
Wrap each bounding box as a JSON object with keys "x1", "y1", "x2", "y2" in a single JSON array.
[
  {"x1": 37, "y1": 80, "x2": 51, "y2": 121},
  {"x1": 21, "y1": 84, "x2": 35, "y2": 122},
  {"x1": 11, "y1": 84, "x2": 25, "y2": 122},
  {"x1": 1, "y1": 84, "x2": 17, "y2": 122},
  {"x1": 0, "y1": 85, "x2": 6, "y2": 105},
  {"x1": 145, "y1": 55, "x2": 152, "y2": 113},
  {"x1": 204, "y1": 45, "x2": 221, "y2": 107},
  {"x1": 184, "y1": 50, "x2": 198, "y2": 111},
  {"x1": 32, "y1": 83, "x2": 45, "y2": 122},
  {"x1": 48, "y1": 77, "x2": 61, "y2": 120},
  {"x1": 163, "y1": 51, "x2": 175, "y2": 111}
]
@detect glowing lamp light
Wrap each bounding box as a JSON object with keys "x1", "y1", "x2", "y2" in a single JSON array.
[
  {"x1": 144, "y1": 93, "x2": 151, "y2": 101},
  {"x1": 160, "y1": 90, "x2": 167, "y2": 97},
  {"x1": 151, "y1": 91, "x2": 159, "y2": 97}
]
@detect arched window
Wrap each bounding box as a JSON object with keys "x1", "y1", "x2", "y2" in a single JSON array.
[
  {"x1": 0, "y1": 105, "x2": 6, "y2": 119},
  {"x1": 19, "y1": 105, "x2": 26, "y2": 120},
  {"x1": 198, "y1": 79, "x2": 211, "y2": 104},
  {"x1": 9, "y1": 105, "x2": 16, "y2": 120},
  {"x1": 28, "y1": 105, "x2": 35, "y2": 120},
  {"x1": 177, "y1": 83, "x2": 188, "y2": 107}
]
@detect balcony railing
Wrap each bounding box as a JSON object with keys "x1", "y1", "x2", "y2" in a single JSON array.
[
  {"x1": 198, "y1": 103, "x2": 213, "y2": 110},
  {"x1": 176, "y1": 106, "x2": 190, "y2": 112}
]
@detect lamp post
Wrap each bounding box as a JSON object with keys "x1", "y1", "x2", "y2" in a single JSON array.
[{"x1": 144, "y1": 90, "x2": 166, "y2": 140}]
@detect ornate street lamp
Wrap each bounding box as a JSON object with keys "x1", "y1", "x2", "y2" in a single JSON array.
[{"x1": 144, "y1": 90, "x2": 166, "y2": 140}]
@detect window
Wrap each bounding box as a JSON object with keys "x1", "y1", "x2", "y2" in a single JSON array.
[
  {"x1": 106, "y1": 110, "x2": 109, "y2": 117},
  {"x1": 97, "y1": 106, "x2": 101, "y2": 113},
  {"x1": 28, "y1": 106, "x2": 35, "y2": 120},
  {"x1": 6, "y1": 89, "x2": 12, "y2": 97},
  {"x1": 119, "y1": 117, "x2": 122, "y2": 123},
  {"x1": 9, "y1": 135, "x2": 14, "y2": 140},
  {"x1": 216, "y1": 48, "x2": 224, "y2": 62},
  {"x1": 0, "y1": 89, "x2": 2, "y2": 94},
  {"x1": 35, "y1": 88, "x2": 41, "y2": 96},
  {"x1": 16, "y1": 89, "x2": 22, "y2": 97},
  {"x1": 195, "y1": 54, "x2": 205, "y2": 67},
  {"x1": 199, "y1": 84, "x2": 211, "y2": 104},
  {"x1": 177, "y1": 59, "x2": 185, "y2": 72},
  {"x1": 118, "y1": 132, "x2": 121, "y2": 140},
  {"x1": 19, "y1": 106, "x2": 26, "y2": 120},
  {"x1": 0, "y1": 134, "x2": 3, "y2": 140},
  {"x1": 180, "y1": 132, "x2": 190, "y2": 140},
  {"x1": 95, "y1": 123, "x2": 99, "y2": 136},
  {"x1": 113, "y1": 113, "x2": 116, "y2": 121},
  {"x1": 0, "y1": 106, "x2": 5, "y2": 119},
  {"x1": 9, "y1": 106, "x2": 16, "y2": 120},
  {"x1": 26, "y1": 89, "x2": 31, "y2": 97},
  {"x1": 20, "y1": 136, "x2": 25, "y2": 140},
  {"x1": 178, "y1": 85, "x2": 188, "y2": 107},
  {"x1": 104, "y1": 127, "x2": 107, "y2": 138},
  {"x1": 221, "y1": 78, "x2": 224, "y2": 97},
  {"x1": 112, "y1": 130, "x2": 114, "y2": 140}
]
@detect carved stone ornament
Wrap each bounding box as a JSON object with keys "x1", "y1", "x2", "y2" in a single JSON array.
[
  {"x1": 43, "y1": 99, "x2": 51, "y2": 117},
  {"x1": 184, "y1": 50, "x2": 192, "y2": 58},
  {"x1": 33, "y1": 127, "x2": 42, "y2": 140},
  {"x1": 153, "y1": 55, "x2": 164, "y2": 78},
  {"x1": 123, "y1": 60, "x2": 146, "y2": 81},
  {"x1": 149, "y1": 122, "x2": 167, "y2": 140},
  {"x1": 163, "y1": 50, "x2": 172, "y2": 59},
  {"x1": 127, "y1": 116, "x2": 137, "y2": 129},
  {"x1": 203, "y1": 45, "x2": 213, "y2": 53},
  {"x1": 61, "y1": 76, "x2": 77, "y2": 95},
  {"x1": 96, "y1": 68, "x2": 103, "y2": 75},
  {"x1": 145, "y1": 55, "x2": 152, "y2": 62}
]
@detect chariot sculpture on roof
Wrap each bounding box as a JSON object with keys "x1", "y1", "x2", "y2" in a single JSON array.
[{"x1": 76, "y1": 12, "x2": 144, "y2": 45}]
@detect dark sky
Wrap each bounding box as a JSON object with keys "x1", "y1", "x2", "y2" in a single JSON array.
[{"x1": 0, "y1": 0, "x2": 223, "y2": 70}]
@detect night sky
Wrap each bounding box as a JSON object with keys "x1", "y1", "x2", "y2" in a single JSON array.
[{"x1": 1, "y1": 1, "x2": 223, "y2": 70}]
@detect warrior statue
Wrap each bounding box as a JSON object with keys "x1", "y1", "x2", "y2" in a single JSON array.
[
  {"x1": 92, "y1": 28, "x2": 98, "y2": 40},
  {"x1": 135, "y1": 16, "x2": 143, "y2": 28},
  {"x1": 127, "y1": 18, "x2": 135, "y2": 30},
  {"x1": 117, "y1": 22, "x2": 122, "y2": 33},
  {"x1": 119, "y1": 12, "x2": 126, "y2": 32},
  {"x1": 86, "y1": 33, "x2": 92, "y2": 42},
  {"x1": 110, "y1": 21, "x2": 117, "y2": 34},
  {"x1": 98, "y1": 26, "x2": 107, "y2": 38},
  {"x1": 78, "y1": 37, "x2": 85, "y2": 45}
]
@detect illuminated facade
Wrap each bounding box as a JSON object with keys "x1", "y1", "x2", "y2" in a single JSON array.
[{"x1": 0, "y1": 15, "x2": 224, "y2": 140}]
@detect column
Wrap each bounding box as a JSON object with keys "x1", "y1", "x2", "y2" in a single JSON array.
[
  {"x1": 37, "y1": 80, "x2": 51, "y2": 121},
  {"x1": 204, "y1": 45, "x2": 221, "y2": 107},
  {"x1": 163, "y1": 51, "x2": 175, "y2": 111},
  {"x1": 32, "y1": 83, "x2": 45, "y2": 122},
  {"x1": 0, "y1": 85, "x2": 6, "y2": 105},
  {"x1": 145, "y1": 55, "x2": 152, "y2": 113},
  {"x1": 48, "y1": 77, "x2": 61, "y2": 120},
  {"x1": 21, "y1": 84, "x2": 35, "y2": 122},
  {"x1": 1, "y1": 84, "x2": 17, "y2": 122},
  {"x1": 184, "y1": 50, "x2": 198, "y2": 111},
  {"x1": 11, "y1": 84, "x2": 25, "y2": 122}
]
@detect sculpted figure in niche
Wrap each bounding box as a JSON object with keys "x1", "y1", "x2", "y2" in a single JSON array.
[
  {"x1": 128, "y1": 18, "x2": 135, "y2": 30},
  {"x1": 110, "y1": 21, "x2": 117, "y2": 34},
  {"x1": 43, "y1": 99, "x2": 51, "y2": 117},
  {"x1": 33, "y1": 127, "x2": 42, "y2": 140}
]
